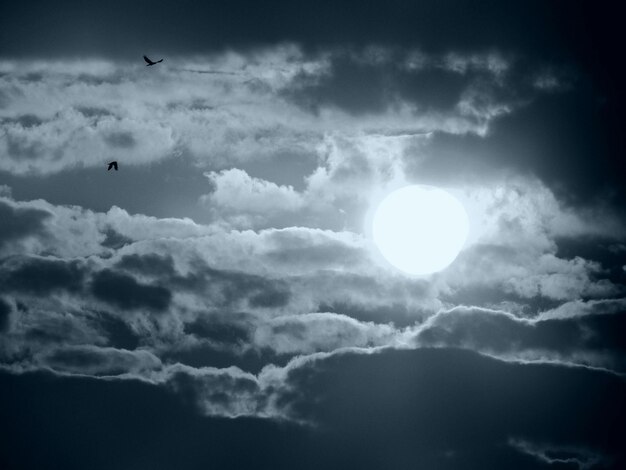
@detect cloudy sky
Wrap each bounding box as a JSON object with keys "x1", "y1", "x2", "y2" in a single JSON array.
[{"x1": 1, "y1": 1, "x2": 625, "y2": 469}]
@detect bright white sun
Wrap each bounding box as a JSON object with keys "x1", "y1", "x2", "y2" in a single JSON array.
[{"x1": 372, "y1": 185, "x2": 469, "y2": 275}]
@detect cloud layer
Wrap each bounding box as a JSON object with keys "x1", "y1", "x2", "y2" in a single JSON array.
[{"x1": 1, "y1": 35, "x2": 625, "y2": 470}]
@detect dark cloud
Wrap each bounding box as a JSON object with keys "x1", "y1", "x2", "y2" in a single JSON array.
[
  {"x1": 416, "y1": 307, "x2": 626, "y2": 371},
  {"x1": 409, "y1": 87, "x2": 626, "y2": 205},
  {"x1": 1, "y1": 114, "x2": 44, "y2": 128},
  {"x1": 93, "y1": 312, "x2": 140, "y2": 350},
  {"x1": 91, "y1": 269, "x2": 172, "y2": 311},
  {"x1": 2, "y1": 348, "x2": 624, "y2": 470},
  {"x1": 556, "y1": 237, "x2": 626, "y2": 287},
  {"x1": 249, "y1": 288, "x2": 290, "y2": 309},
  {"x1": 286, "y1": 57, "x2": 390, "y2": 115},
  {"x1": 0, "y1": 297, "x2": 12, "y2": 332},
  {"x1": 184, "y1": 312, "x2": 253, "y2": 346},
  {"x1": 5, "y1": 135, "x2": 43, "y2": 160},
  {"x1": 75, "y1": 106, "x2": 115, "y2": 119},
  {"x1": 116, "y1": 253, "x2": 175, "y2": 277},
  {"x1": 205, "y1": 267, "x2": 291, "y2": 309},
  {"x1": 162, "y1": 342, "x2": 291, "y2": 374},
  {"x1": 100, "y1": 228, "x2": 133, "y2": 250},
  {"x1": 0, "y1": 200, "x2": 50, "y2": 248},
  {"x1": 173, "y1": 263, "x2": 292, "y2": 309},
  {"x1": 1, "y1": 1, "x2": 625, "y2": 466},
  {"x1": 280, "y1": 348, "x2": 626, "y2": 469},
  {"x1": 0, "y1": 1, "x2": 611, "y2": 59},
  {"x1": 285, "y1": 52, "x2": 496, "y2": 115},
  {"x1": 0, "y1": 369, "x2": 308, "y2": 470},
  {"x1": 0, "y1": 256, "x2": 85, "y2": 294},
  {"x1": 103, "y1": 131, "x2": 135, "y2": 149},
  {"x1": 113, "y1": 252, "x2": 291, "y2": 310}
]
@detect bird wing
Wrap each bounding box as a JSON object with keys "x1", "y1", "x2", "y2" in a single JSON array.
[{"x1": 143, "y1": 55, "x2": 154, "y2": 65}]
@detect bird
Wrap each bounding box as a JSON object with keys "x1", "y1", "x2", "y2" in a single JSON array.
[
  {"x1": 107, "y1": 161, "x2": 118, "y2": 171},
  {"x1": 143, "y1": 55, "x2": 163, "y2": 66}
]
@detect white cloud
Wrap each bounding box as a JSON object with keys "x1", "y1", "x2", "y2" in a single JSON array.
[
  {"x1": 253, "y1": 312, "x2": 404, "y2": 355},
  {"x1": 201, "y1": 168, "x2": 304, "y2": 228},
  {"x1": 538, "y1": 298, "x2": 626, "y2": 320},
  {"x1": 0, "y1": 47, "x2": 519, "y2": 176}
]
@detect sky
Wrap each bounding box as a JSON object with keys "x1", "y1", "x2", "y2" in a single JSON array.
[{"x1": 1, "y1": 1, "x2": 625, "y2": 469}]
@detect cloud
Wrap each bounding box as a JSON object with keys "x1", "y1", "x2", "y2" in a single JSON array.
[
  {"x1": 510, "y1": 439, "x2": 606, "y2": 469},
  {"x1": 0, "y1": 297, "x2": 12, "y2": 332},
  {"x1": 276, "y1": 347, "x2": 626, "y2": 466},
  {"x1": 1, "y1": 256, "x2": 85, "y2": 294},
  {"x1": 0, "y1": 48, "x2": 530, "y2": 179},
  {"x1": 539, "y1": 298, "x2": 626, "y2": 320},
  {"x1": 284, "y1": 49, "x2": 516, "y2": 124},
  {"x1": 253, "y1": 312, "x2": 402, "y2": 355},
  {"x1": 90, "y1": 269, "x2": 172, "y2": 312},
  {"x1": 0, "y1": 175, "x2": 624, "y2": 416},
  {"x1": 4, "y1": 343, "x2": 624, "y2": 470},
  {"x1": 38, "y1": 345, "x2": 162, "y2": 376},
  {"x1": 0, "y1": 199, "x2": 50, "y2": 250},
  {"x1": 201, "y1": 168, "x2": 305, "y2": 228},
  {"x1": 1, "y1": 4, "x2": 625, "y2": 468},
  {"x1": 434, "y1": 177, "x2": 625, "y2": 309},
  {"x1": 415, "y1": 304, "x2": 626, "y2": 371},
  {"x1": 162, "y1": 363, "x2": 272, "y2": 418}
]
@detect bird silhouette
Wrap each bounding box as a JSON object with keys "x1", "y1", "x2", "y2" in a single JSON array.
[
  {"x1": 143, "y1": 55, "x2": 163, "y2": 66},
  {"x1": 107, "y1": 161, "x2": 118, "y2": 171}
]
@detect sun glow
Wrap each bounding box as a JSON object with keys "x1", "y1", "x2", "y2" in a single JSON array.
[{"x1": 372, "y1": 185, "x2": 469, "y2": 275}]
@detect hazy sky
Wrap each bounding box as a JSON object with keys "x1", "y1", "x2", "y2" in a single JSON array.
[{"x1": 1, "y1": 1, "x2": 625, "y2": 469}]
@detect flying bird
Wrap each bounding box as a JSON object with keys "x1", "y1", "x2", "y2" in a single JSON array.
[
  {"x1": 107, "y1": 161, "x2": 118, "y2": 171},
  {"x1": 143, "y1": 55, "x2": 163, "y2": 66}
]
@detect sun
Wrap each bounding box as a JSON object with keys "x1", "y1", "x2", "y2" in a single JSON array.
[{"x1": 372, "y1": 185, "x2": 469, "y2": 275}]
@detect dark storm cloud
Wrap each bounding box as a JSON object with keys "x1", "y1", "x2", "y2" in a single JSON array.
[
  {"x1": 2, "y1": 348, "x2": 624, "y2": 470},
  {"x1": 198, "y1": 266, "x2": 292, "y2": 310},
  {"x1": 115, "y1": 252, "x2": 291, "y2": 309},
  {"x1": 410, "y1": 89, "x2": 625, "y2": 204},
  {"x1": 175, "y1": 263, "x2": 292, "y2": 310},
  {"x1": 165, "y1": 346, "x2": 291, "y2": 376},
  {"x1": 0, "y1": 0, "x2": 612, "y2": 58},
  {"x1": 0, "y1": 1, "x2": 624, "y2": 467},
  {"x1": 0, "y1": 200, "x2": 50, "y2": 249},
  {"x1": 283, "y1": 50, "x2": 507, "y2": 116},
  {"x1": 0, "y1": 369, "x2": 307, "y2": 470},
  {"x1": 116, "y1": 253, "x2": 176, "y2": 277},
  {"x1": 184, "y1": 312, "x2": 253, "y2": 345},
  {"x1": 0, "y1": 256, "x2": 85, "y2": 294},
  {"x1": 91, "y1": 269, "x2": 172, "y2": 311},
  {"x1": 279, "y1": 348, "x2": 625, "y2": 469},
  {"x1": 416, "y1": 306, "x2": 626, "y2": 371},
  {"x1": 92, "y1": 311, "x2": 140, "y2": 350},
  {"x1": 556, "y1": 236, "x2": 626, "y2": 287},
  {"x1": 0, "y1": 297, "x2": 12, "y2": 332}
]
